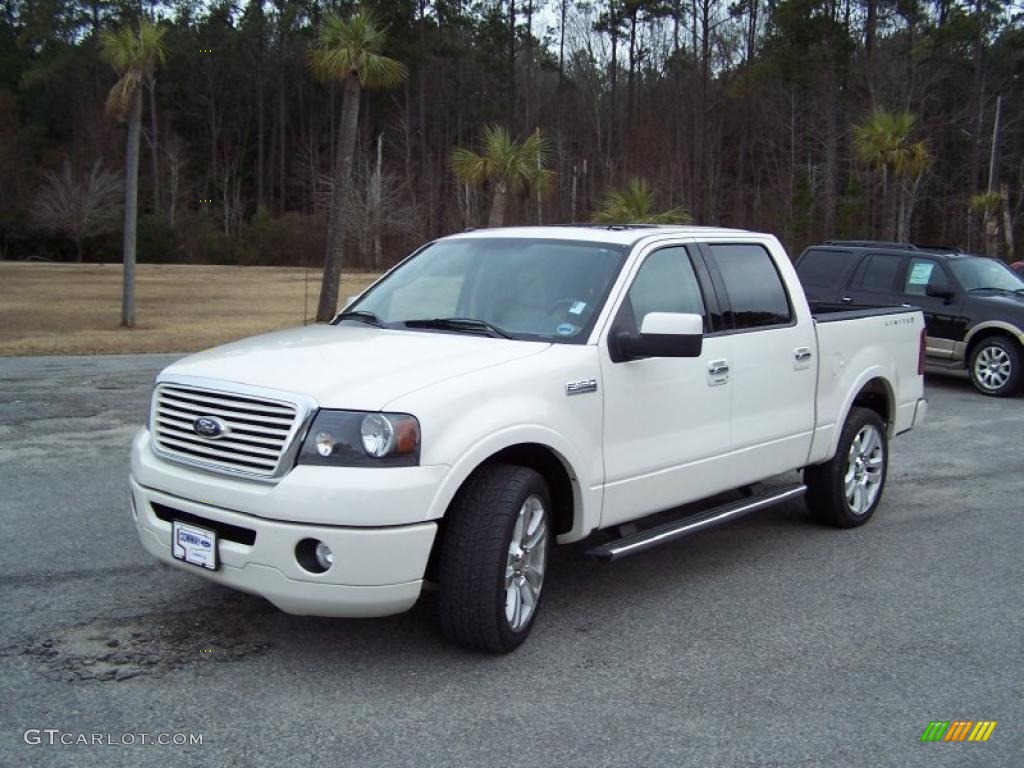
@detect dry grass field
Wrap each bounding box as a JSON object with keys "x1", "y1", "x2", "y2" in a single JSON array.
[{"x1": 0, "y1": 262, "x2": 380, "y2": 356}]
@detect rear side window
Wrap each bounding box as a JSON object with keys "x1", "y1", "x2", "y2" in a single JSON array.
[
  {"x1": 797, "y1": 248, "x2": 852, "y2": 287},
  {"x1": 851, "y1": 253, "x2": 903, "y2": 292},
  {"x1": 709, "y1": 244, "x2": 792, "y2": 329}
]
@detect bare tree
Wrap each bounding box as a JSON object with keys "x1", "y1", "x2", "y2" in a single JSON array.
[
  {"x1": 345, "y1": 142, "x2": 417, "y2": 269},
  {"x1": 31, "y1": 160, "x2": 122, "y2": 262},
  {"x1": 163, "y1": 133, "x2": 187, "y2": 227}
]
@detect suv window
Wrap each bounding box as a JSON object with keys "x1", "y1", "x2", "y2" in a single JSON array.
[
  {"x1": 709, "y1": 244, "x2": 792, "y2": 329},
  {"x1": 626, "y1": 247, "x2": 706, "y2": 331},
  {"x1": 903, "y1": 257, "x2": 950, "y2": 296},
  {"x1": 850, "y1": 253, "x2": 903, "y2": 293},
  {"x1": 797, "y1": 248, "x2": 852, "y2": 287}
]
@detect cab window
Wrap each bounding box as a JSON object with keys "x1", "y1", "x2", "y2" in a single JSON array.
[
  {"x1": 624, "y1": 247, "x2": 707, "y2": 332},
  {"x1": 903, "y1": 258, "x2": 950, "y2": 296},
  {"x1": 709, "y1": 243, "x2": 792, "y2": 329}
]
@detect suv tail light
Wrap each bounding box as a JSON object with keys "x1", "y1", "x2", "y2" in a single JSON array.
[{"x1": 918, "y1": 328, "x2": 926, "y2": 375}]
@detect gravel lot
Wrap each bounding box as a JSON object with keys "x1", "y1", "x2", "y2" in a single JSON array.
[{"x1": 1, "y1": 354, "x2": 1021, "y2": 767}]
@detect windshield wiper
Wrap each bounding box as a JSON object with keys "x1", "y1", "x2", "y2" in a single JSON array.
[
  {"x1": 968, "y1": 287, "x2": 1022, "y2": 295},
  {"x1": 334, "y1": 310, "x2": 384, "y2": 327},
  {"x1": 403, "y1": 317, "x2": 512, "y2": 339}
]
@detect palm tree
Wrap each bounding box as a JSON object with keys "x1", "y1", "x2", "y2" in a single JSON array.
[
  {"x1": 310, "y1": 10, "x2": 407, "y2": 322},
  {"x1": 853, "y1": 109, "x2": 932, "y2": 241},
  {"x1": 592, "y1": 178, "x2": 692, "y2": 224},
  {"x1": 100, "y1": 19, "x2": 167, "y2": 328},
  {"x1": 450, "y1": 126, "x2": 554, "y2": 228}
]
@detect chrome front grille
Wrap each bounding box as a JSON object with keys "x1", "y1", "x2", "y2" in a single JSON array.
[{"x1": 152, "y1": 382, "x2": 302, "y2": 478}]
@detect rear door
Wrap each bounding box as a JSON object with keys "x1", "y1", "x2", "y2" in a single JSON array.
[
  {"x1": 840, "y1": 250, "x2": 908, "y2": 306},
  {"x1": 795, "y1": 247, "x2": 857, "y2": 302},
  {"x1": 701, "y1": 241, "x2": 817, "y2": 485}
]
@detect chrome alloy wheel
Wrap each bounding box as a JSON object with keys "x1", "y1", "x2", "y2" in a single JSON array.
[
  {"x1": 844, "y1": 424, "x2": 884, "y2": 516},
  {"x1": 505, "y1": 495, "x2": 548, "y2": 631},
  {"x1": 973, "y1": 345, "x2": 1012, "y2": 391}
]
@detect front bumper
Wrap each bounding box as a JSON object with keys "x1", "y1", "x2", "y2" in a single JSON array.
[
  {"x1": 131, "y1": 478, "x2": 437, "y2": 618},
  {"x1": 131, "y1": 428, "x2": 449, "y2": 527}
]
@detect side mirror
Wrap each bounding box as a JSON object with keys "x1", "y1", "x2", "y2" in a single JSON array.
[
  {"x1": 925, "y1": 285, "x2": 955, "y2": 300},
  {"x1": 611, "y1": 312, "x2": 704, "y2": 362}
]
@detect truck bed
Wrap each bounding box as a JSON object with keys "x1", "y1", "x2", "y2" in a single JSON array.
[{"x1": 809, "y1": 301, "x2": 918, "y2": 323}]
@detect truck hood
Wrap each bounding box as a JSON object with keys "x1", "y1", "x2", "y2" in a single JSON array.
[{"x1": 161, "y1": 324, "x2": 550, "y2": 410}]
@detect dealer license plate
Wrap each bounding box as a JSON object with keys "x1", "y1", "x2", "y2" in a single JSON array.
[{"x1": 171, "y1": 520, "x2": 218, "y2": 571}]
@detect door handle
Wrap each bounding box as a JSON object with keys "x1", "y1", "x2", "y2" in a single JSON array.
[
  {"x1": 841, "y1": 296, "x2": 852, "y2": 303},
  {"x1": 707, "y1": 360, "x2": 729, "y2": 386},
  {"x1": 794, "y1": 348, "x2": 812, "y2": 362}
]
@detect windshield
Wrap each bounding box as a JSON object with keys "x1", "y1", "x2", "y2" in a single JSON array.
[
  {"x1": 342, "y1": 238, "x2": 628, "y2": 342},
  {"x1": 948, "y1": 257, "x2": 1024, "y2": 292}
]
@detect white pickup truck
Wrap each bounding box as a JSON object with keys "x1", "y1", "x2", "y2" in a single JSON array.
[{"x1": 130, "y1": 225, "x2": 927, "y2": 652}]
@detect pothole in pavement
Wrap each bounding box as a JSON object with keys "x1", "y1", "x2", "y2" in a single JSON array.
[{"x1": 12, "y1": 600, "x2": 274, "y2": 683}]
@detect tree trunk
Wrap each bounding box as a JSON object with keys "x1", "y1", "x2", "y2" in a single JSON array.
[
  {"x1": 1000, "y1": 183, "x2": 1014, "y2": 259},
  {"x1": 983, "y1": 210, "x2": 998, "y2": 257},
  {"x1": 148, "y1": 78, "x2": 161, "y2": 216},
  {"x1": 489, "y1": 181, "x2": 508, "y2": 228},
  {"x1": 121, "y1": 89, "x2": 142, "y2": 328},
  {"x1": 256, "y1": 70, "x2": 265, "y2": 210},
  {"x1": 316, "y1": 76, "x2": 362, "y2": 322}
]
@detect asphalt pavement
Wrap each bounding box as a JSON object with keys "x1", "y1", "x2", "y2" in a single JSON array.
[{"x1": 0, "y1": 354, "x2": 1021, "y2": 767}]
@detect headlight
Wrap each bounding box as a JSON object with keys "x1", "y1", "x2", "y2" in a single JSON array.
[{"x1": 296, "y1": 410, "x2": 420, "y2": 467}]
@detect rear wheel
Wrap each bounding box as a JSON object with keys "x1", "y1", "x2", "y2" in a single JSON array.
[
  {"x1": 805, "y1": 406, "x2": 888, "y2": 528},
  {"x1": 438, "y1": 464, "x2": 550, "y2": 653},
  {"x1": 968, "y1": 336, "x2": 1022, "y2": 397}
]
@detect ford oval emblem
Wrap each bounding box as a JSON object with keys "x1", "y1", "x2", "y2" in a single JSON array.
[{"x1": 193, "y1": 416, "x2": 226, "y2": 438}]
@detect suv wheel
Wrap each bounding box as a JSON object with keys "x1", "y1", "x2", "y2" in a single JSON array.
[
  {"x1": 438, "y1": 464, "x2": 550, "y2": 653},
  {"x1": 969, "y1": 336, "x2": 1022, "y2": 397}
]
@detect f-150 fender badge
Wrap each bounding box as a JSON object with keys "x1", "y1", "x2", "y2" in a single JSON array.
[{"x1": 566, "y1": 379, "x2": 598, "y2": 396}]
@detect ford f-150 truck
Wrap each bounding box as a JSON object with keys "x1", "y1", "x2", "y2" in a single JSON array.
[{"x1": 130, "y1": 225, "x2": 927, "y2": 652}]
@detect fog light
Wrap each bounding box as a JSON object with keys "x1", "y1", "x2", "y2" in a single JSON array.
[
  {"x1": 315, "y1": 541, "x2": 334, "y2": 570},
  {"x1": 314, "y1": 432, "x2": 336, "y2": 457}
]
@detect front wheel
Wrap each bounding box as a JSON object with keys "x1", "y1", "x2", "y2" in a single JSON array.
[
  {"x1": 969, "y1": 336, "x2": 1022, "y2": 397},
  {"x1": 805, "y1": 406, "x2": 888, "y2": 528},
  {"x1": 438, "y1": 464, "x2": 550, "y2": 653}
]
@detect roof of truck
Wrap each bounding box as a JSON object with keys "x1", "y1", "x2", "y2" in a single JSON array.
[{"x1": 444, "y1": 224, "x2": 757, "y2": 247}]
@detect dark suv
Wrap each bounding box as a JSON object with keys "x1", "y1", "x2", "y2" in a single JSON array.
[{"x1": 796, "y1": 241, "x2": 1024, "y2": 396}]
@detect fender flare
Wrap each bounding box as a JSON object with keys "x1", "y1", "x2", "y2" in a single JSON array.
[
  {"x1": 826, "y1": 366, "x2": 896, "y2": 460},
  {"x1": 963, "y1": 321, "x2": 1024, "y2": 351},
  {"x1": 425, "y1": 424, "x2": 598, "y2": 542}
]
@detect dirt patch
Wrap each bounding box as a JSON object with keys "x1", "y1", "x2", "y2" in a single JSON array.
[{"x1": 13, "y1": 601, "x2": 274, "y2": 682}]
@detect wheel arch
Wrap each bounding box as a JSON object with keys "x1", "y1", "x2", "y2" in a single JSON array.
[
  {"x1": 423, "y1": 432, "x2": 593, "y2": 580},
  {"x1": 826, "y1": 373, "x2": 895, "y2": 461},
  {"x1": 964, "y1": 323, "x2": 1024, "y2": 362}
]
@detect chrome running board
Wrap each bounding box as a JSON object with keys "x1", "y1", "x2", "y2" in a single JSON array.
[{"x1": 586, "y1": 483, "x2": 807, "y2": 561}]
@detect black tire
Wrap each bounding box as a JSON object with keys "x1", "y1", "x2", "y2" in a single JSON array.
[
  {"x1": 805, "y1": 407, "x2": 888, "y2": 528},
  {"x1": 968, "y1": 336, "x2": 1022, "y2": 397},
  {"x1": 438, "y1": 464, "x2": 551, "y2": 653}
]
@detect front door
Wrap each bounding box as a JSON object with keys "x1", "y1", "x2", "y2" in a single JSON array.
[
  {"x1": 899, "y1": 256, "x2": 966, "y2": 359},
  {"x1": 599, "y1": 243, "x2": 733, "y2": 527}
]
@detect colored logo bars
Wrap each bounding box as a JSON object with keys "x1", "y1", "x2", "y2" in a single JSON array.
[{"x1": 920, "y1": 721, "x2": 997, "y2": 742}]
